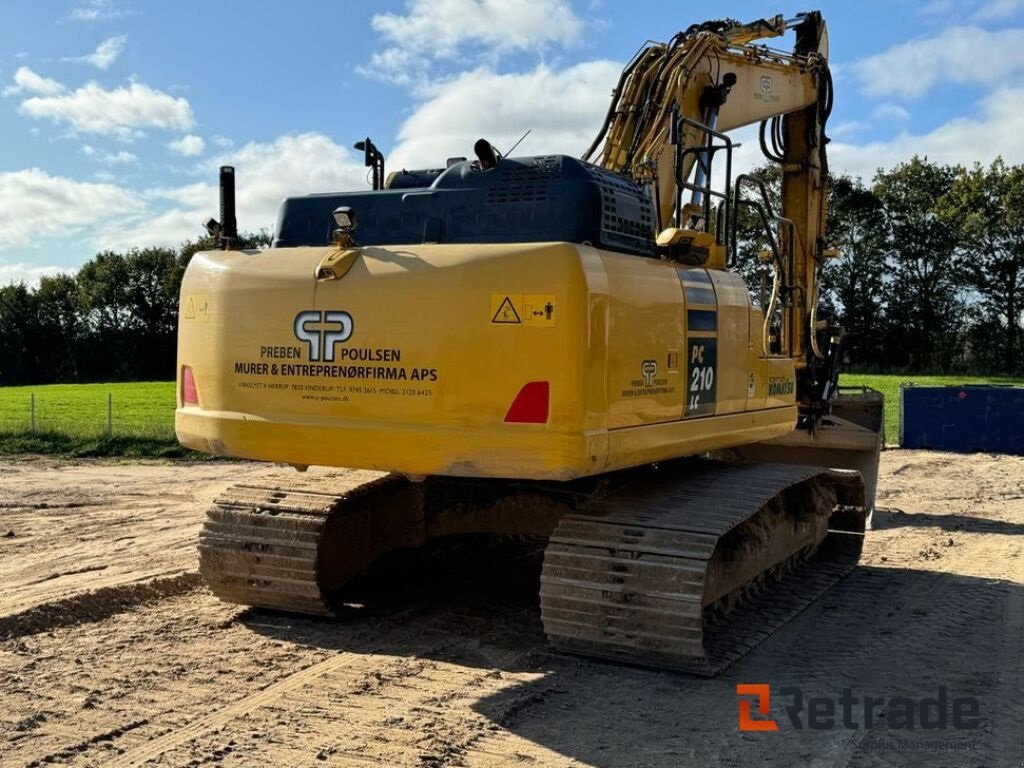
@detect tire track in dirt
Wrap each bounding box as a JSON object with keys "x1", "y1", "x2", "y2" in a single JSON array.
[
  {"x1": 108, "y1": 603, "x2": 554, "y2": 767},
  {"x1": 99, "y1": 608, "x2": 434, "y2": 768},
  {"x1": 299, "y1": 634, "x2": 549, "y2": 767},
  {"x1": 0, "y1": 572, "x2": 203, "y2": 640}
]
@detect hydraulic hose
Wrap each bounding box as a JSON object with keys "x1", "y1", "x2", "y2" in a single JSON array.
[{"x1": 763, "y1": 261, "x2": 781, "y2": 356}]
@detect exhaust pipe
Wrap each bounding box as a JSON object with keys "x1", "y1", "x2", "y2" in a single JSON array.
[{"x1": 219, "y1": 165, "x2": 238, "y2": 250}]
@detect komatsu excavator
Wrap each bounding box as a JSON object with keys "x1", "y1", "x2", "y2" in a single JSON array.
[{"x1": 177, "y1": 11, "x2": 884, "y2": 674}]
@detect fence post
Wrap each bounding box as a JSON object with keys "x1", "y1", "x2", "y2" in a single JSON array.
[
  {"x1": 30, "y1": 394, "x2": 35, "y2": 433},
  {"x1": 107, "y1": 393, "x2": 113, "y2": 437}
]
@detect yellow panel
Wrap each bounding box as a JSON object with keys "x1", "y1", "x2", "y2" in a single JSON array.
[
  {"x1": 600, "y1": 253, "x2": 684, "y2": 428},
  {"x1": 177, "y1": 242, "x2": 799, "y2": 480},
  {"x1": 706, "y1": 269, "x2": 751, "y2": 415}
]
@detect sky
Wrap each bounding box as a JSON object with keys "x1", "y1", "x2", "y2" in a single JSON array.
[{"x1": 2, "y1": 0, "x2": 1024, "y2": 284}]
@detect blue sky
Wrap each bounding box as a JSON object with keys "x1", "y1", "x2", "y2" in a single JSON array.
[{"x1": 2, "y1": 0, "x2": 1023, "y2": 283}]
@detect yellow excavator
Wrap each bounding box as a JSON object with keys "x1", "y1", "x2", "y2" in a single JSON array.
[{"x1": 177, "y1": 11, "x2": 883, "y2": 674}]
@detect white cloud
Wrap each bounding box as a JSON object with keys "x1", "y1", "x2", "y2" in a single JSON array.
[
  {"x1": 0, "y1": 262, "x2": 68, "y2": 287},
  {"x1": 856, "y1": 27, "x2": 1024, "y2": 97},
  {"x1": 97, "y1": 133, "x2": 370, "y2": 250},
  {"x1": 365, "y1": 0, "x2": 582, "y2": 83},
  {"x1": 388, "y1": 61, "x2": 623, "y2": 170},
  {"x1": 829, "y1": 84, "x2": 1024, "y2": 180},
  {"x1": 872, "y1": 103, "x2": 911, "y2": 122},
  {"x1": 80, "y1": 145, "x2": 138, "y2": 164},
  {"x1": 107, "y1": 150, "x2": 137, "y2": 164},
  {"x1": 974, "y1": 0, "x2": 1024, "y2": 19},
  {"x1": 70, "y1": 0, "x2": 131, "y2": 21},
  {"x1": 18, "y1": 79, "x2": 194, "y2": 139},
  {"x1": 2, "y1": 67, "x2": 65, "y2": 97},
  {"x1": 0, "y1": 168, "x2": 141, "y2": 250},
  {"x1": 168, "y1": 134, "x2": 205, "y2": 156},
  {"x1": 830, "y1": 120, "x2": 871, "y2": 139},
  {"x1": 64, "y1": 35, "x2": 127, "y2": 70}
]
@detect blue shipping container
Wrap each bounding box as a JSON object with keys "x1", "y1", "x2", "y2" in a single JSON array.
[{"x1": 900, "y1": 385, "x2": 1024, "y2": 454}]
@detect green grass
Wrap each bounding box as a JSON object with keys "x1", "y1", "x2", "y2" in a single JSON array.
[
  {"x1": 0, "y1": 381, "x2": 181, "y2": 457},
  {"x1": 841, "y1": 373, "x2": 1024, "y2": 445},
  {"x1": 0, "y1": 381, "x2": 175, "y2": 435}
]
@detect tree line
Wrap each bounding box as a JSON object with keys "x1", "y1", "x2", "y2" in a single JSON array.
[
  {"x1": 0, "y1": 232, "x2": 269, "y2": 385},
  {"x1": 0, "y1": 155, "x2": 1022, "y2": 386},
  {"x1": 738, "y1": 156, "x2": 1024, "y2": 375}
]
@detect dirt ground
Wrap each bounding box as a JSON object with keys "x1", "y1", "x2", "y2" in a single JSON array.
[{"x1": 0, "y1": 451, "x2": 1021, "y2": 768}]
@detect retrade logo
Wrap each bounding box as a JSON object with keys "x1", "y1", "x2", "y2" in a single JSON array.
[
  {"x1": 737, "y1": 684, "x2": 779, "y2": 731},
  {"x1": 737, "y1": 684, "x2": 983, "y2": 732},
  {"x1": 293, "y1": 310, "x2": 353, "y2": 362}
]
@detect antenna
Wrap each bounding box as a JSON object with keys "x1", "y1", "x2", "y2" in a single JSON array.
[{"x1": 505, "y1": 129, "x2": 531, "y2": 157}]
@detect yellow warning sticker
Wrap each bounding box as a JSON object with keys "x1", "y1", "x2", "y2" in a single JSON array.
[
  {"x1": 490, "y1": 293, "x2": 556, "y2": 326},
  {"x1": 522, "y1": 294, "x2": 556, "y2": 327},
  {"x1": 491, "y1": 294, "x2": 522, "y2": 324},
  {"x1": 184, "y1": 294, "x2": 210, "y2": 322}
]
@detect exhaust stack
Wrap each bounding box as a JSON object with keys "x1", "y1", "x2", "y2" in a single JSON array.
[{"x1": 219, "y1": 165, "x2": 238, "y2": 250}]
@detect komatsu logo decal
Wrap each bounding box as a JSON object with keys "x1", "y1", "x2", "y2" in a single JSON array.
[
  {"x1": 768, "y1": 377, "x2": 795, "y2": 397},
  {"x1": 293, "y1": 310, "x2": 354, "y2": 362}
]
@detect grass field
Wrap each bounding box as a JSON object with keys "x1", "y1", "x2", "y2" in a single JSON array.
[
  {"x1": 0, "y1": 381, "x2": 181, "y2": 457},
  {"x1": 0, "y1": 381, "x2": 175, "y2": 436},
  {"x1": 0, "y1": 375, "x2": 1021, "y2": 456}
]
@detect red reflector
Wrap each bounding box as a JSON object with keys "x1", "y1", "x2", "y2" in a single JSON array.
[
  {"x1": 504, "y1": 381, "x2": 549, "y2": 424},
  {"x1": 182, "y1": 366, "x2": 199, "y2": 405}
]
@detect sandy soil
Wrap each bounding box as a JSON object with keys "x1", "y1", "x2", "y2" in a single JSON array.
[{"x1": 0, "y1": 451, "x2": 1021, "y2": 768}]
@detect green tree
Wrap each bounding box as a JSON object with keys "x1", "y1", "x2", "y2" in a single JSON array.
[
  {"x1": 873, "y1": 157, "x2": 964, "y2": 371},
  {"x1": 823, "y1": 175, "x2": 888, "y2": 369},
  {"x1": 76, "y1": 250, "x2": 134, "y2": 379},
  {"x1": 123, "y1": 247, "x2": 181, "y2": 379},
  {"x1": 940, "y1": 158, "x2": 1024, "y2": 374},
  {"x1": 0, "y1": 283, "x2": 40, "y2": 385},
  {"x1": 731, "y1": 164, "x2": 782, "y2": 297},
  {"x1": 34, "y1": 273, "x2": 82, "y2": 382}
]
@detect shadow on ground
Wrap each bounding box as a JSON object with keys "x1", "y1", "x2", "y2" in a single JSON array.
[
  {"x1": 240, "y1": 536, "x2": 1020, "y2": 767},
  {"x1": 874, "y1": 507, "x2": 1024, "y2": 536}
]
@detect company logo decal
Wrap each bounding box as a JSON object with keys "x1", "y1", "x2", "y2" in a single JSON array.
[{"x1": 293, "y1": 310, "x2": 353, "y2": 362}]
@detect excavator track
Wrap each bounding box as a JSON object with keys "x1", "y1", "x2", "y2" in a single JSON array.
[
  {"x1": 199, "y1": 462, "x2": 865, "y2": 675},
  {"x1": 539, "y1": 463, "x2": 866, "y2": 675},
  {"x1": 199, "y1": 471, "x2": 417, "y2": 615},
  {"x1": 199, "y1": 471, "x2": 575, "y2": 616}
]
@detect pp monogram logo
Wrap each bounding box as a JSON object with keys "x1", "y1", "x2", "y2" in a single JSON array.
[{"x1": 293, "y1": 310, "x2": 353, "y2": 362}]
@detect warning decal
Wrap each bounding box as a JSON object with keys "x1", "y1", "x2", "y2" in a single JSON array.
[
  {"x1": 491, "y1": 295, "x2": 522, "y2": 324},
  {"x1": 490, "y1": 293, "x2": 556, "y2": 326},
  {"x1": 183, "y1": 294, "x2": 209, "y2": 322}
]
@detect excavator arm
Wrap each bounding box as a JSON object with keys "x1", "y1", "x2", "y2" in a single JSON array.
[
  {"x1": 585, "y1": 12, "x2": 882, "y2": 514},
  {"x1": 585, "y1": 13, "x2": 832, "y2": 378}
]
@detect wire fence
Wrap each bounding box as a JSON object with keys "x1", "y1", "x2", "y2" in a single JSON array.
[{"x1": 0, "y1": 388, "x2": 176, "y2": 440}]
